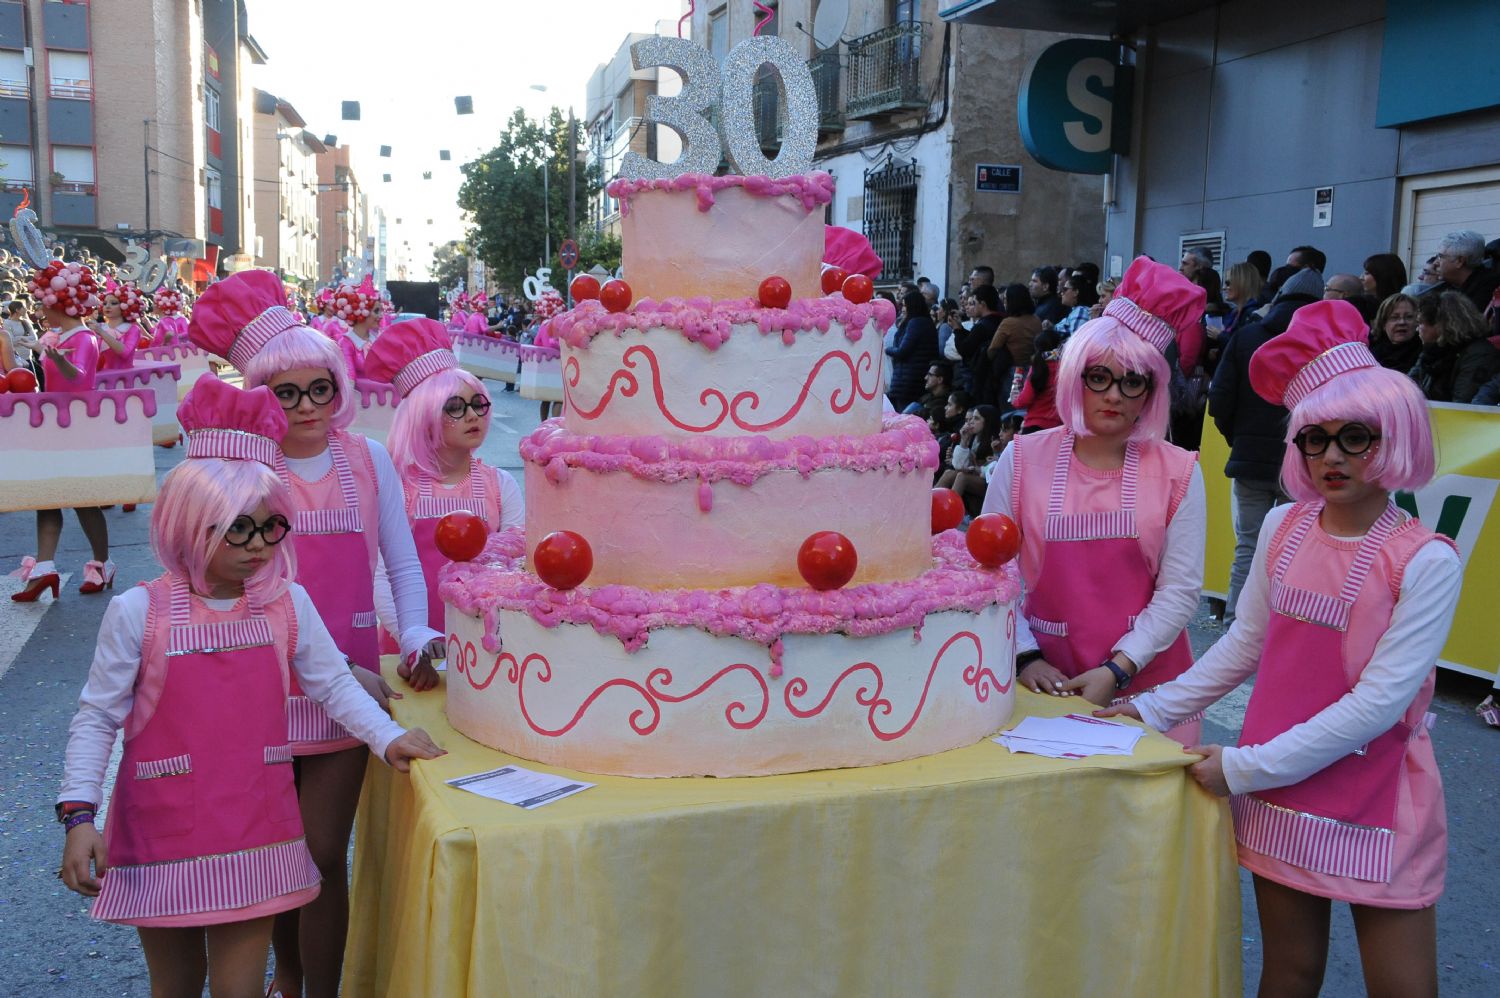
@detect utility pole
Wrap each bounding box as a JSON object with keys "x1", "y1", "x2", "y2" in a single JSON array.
[
  {"x1": 568, "y1": 106, "x2": 576, "y2": 259},
  {"x1": 143, "y1": 120, "x2": 152, "y2": 246}
]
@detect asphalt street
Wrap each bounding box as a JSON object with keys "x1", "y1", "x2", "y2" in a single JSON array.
[{"x1": 0, "y1": 383, "x2": 1496, "y2": 996}]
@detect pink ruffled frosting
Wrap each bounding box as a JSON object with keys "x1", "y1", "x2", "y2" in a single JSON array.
[
  {"x1": 441, "y1": 529, "x2": 1019, "y2": 654},
  {"x1": 551, "y1": 295, "x2": 897, "y2": 352},
  {"x1": 606, "y1": 172, "x2": 836, "y2": 216},
  {"x1": 524, "y1": 414, "x2": 938, "y2": 488}
]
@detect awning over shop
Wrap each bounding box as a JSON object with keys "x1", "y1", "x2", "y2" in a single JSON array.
[{"x1": 939, "y1": 0, "x2": 1218, "y2": 35}]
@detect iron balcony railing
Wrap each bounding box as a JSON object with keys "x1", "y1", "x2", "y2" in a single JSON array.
[
  {"x1": 845, "y1": 21, "x2": 926, "y2": 119},
  {"x1": 0, "y1": 78, "x2": 28, "y2": 98}
]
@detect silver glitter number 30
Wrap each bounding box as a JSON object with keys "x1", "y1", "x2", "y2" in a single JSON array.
[
  {"x1": 620, "y1": 36, "x2": 818, "y2": 180},
  {"x1": 621, "y1": 37, "x2": 722, "y2": 180},
  {"x1": 718, "y1": 36, "x2": 817, "y2": 178}
]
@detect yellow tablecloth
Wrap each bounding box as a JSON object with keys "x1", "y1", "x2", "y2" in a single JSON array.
[{"x1": 346, "y1": 661, "x2": 1241, "y2": 997}]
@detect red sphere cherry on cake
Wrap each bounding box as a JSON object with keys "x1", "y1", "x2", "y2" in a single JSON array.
[
  {"x1": 434, "y1": 512, "x2": 489, "y2": 562},
  {"x1": 599, "y1": 280, "x2": 633, "y2": 314},
  {"x1": 534, "y1": 531, "x2": 594, "y2": 590},
  {"x1": 797, "y1": 531, "x2": 858, "y2": 591},
  {"x1": 758, "y1": 275, "x2": 792, "y2": 310},
  {"x1": 570, "y1": 274, "x2": 601, "y2": 301},
  {"x1": 820, "y1": 267, "x2": 849, "y2": 295},
  {"x1": 5, "y1": 369, "x2": 38, "y2": 393},
  {"x1": 842, "y1": 274, "x2": 874, "y2": 305},
  {"x1": 965, "y1": 513, "x2": 1021, "y2": 568},
  {"x1": 931, "y1": 488, "x2": 964, "y2": 534}
]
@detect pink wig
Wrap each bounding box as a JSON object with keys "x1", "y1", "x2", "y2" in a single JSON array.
[
  {"x1": 1053, "y1": 316, "x2": 1172, "y2": 441},
  {"x1": 151, "y1": 458, "x2": 298, "y2": 603},
  {"x1": 1279, "y1": 366, "x2": 1435, "y2": 502},
  {"x1": 242, "y1": 326, "x2": 355, "y2": 430},
  {"x1": 386, "y1": 367, "x2": 490, "y2": 479}
]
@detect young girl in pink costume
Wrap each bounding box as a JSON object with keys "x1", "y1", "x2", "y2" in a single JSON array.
[
  {"x1": 93, "y1": 279, "x2": 148, "y2": 371},
  {"x1": 329, "y1": 277, "x2": 382, "y2": 380},
  {"x1": 463, "y1": 292, "x2": 491, "y2": 335},
  {"x1": 55, "y1": 376, "x2": 442, "y2": 997},
  {"x1": 12, "y1": 259, "x2": 114, "y2": 602},
  {"x1": 188, "y1": 270, "x2": 443, "y2": 998},
  {"x1": 1104, "y1": 299, "x2": 1460, "y2": 997},
  {"x1": 980, "y1": 256, "x2": 1208, "y2": 743},
  {"x1": 151, "y1": 287, "x2": 190, "y2": 345},
  {"x1": 365, "y1": 318, "x2": 523, "y2": 657}
]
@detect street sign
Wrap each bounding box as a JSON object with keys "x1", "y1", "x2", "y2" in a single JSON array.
[
  {"x1": 558, "y1": 239, "x2": 579, "y2": 270},
  {"x1": 975, "y1": 164, "x2": 1021, "y2": 194}
]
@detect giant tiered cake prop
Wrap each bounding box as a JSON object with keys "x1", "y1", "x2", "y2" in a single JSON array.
[{"x1": 440, "y1": 34, "x2": 1018, "y2": 777}]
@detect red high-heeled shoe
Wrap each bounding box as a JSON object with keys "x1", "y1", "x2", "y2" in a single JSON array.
[
  {"x1": 79, "y1": 560, "x2": 116, "y2": 595},
  {"x1": 11, "y1": 573, "x2": 60, "y2": 602}
]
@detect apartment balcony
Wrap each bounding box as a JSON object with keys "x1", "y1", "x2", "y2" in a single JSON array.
[
  {"x1": 845, "y1": 22, "x2": 927, "y2": 119},
  {"x1": 0, "y1": 185, "x2": 27, "y2": 219},
  {"x1": 51, "y1": 183, "x2": 97, "y2": 227},
  {"x1": 49, "y1": 80, "x2": 92, "y2": 101},
  {"x1": 809, "y1": 49, "x2": 845, "y2": 134}
]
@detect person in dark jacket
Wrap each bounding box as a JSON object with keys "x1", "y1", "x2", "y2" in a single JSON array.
[
  {"x1": 1368, "y1": 293, "x2": 1422, "y2": 374},
  {"x1": 1206, "y1": 267, "x2": 1323, "y2": 624},
  {"x1": 1431, "y1": 230, "x2": 1500, "y2": 314},
  {"x1": 1410, "y1": 291, "x2": 1500, "y2": 404},
  {"x1": 954, "y1": 285, "x2": 1003, "y2": 406},
  {"x1": 886, "y1": 289, "x2": 939, "y2": 412},
  {"x1": 1027, "y1": 266, "x2": 1067, "y2": 326}
]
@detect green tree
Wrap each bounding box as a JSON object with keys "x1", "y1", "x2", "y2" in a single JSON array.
[
  {"x1": 457, "y1": 107, "x2": 601, "y2": 290},
  {"x1": 431, "y1": 239, "x2": 469, "y2": 291},
  {"x1": 578, "y1": 229, "x2": 621, "y2": 277}
]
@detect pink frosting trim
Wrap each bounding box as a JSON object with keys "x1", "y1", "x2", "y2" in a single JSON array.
[
  {"x1": 524, "y1": 414, "x2": 938, "y2": 487},
  {"x1": 552, "y1": 295, "x2": 897, "y2": 352},
  {"x1": 93, "y1": 361, "x2": 183, "y2": 391},
  {"x1": 140, "y1": 342, "x2": 209, "y2": 364},
  {"x1": 606, "y1": 172, "x2": 835, "y2": 216},
  {"x1": 452, "y1": 332, "x2": 560, "y2": 362},
  {"x1": 352, "y1": 377, "x2": 398, "y2": 407},
  {"x1": 0, "y1": 388, "x2": 158, "y2": 428},
  {"x1": 441, "y1": 529, "x2": 1019, "y2": 654}
]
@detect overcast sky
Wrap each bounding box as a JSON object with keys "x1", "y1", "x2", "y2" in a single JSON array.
[{"x1": 246, "y1": 0, "x2": 686, "y2": 278}]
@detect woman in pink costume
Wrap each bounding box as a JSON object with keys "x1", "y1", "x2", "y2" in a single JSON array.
[
  {"x1": 188, "y1": 271, "x2": 443, "y2": 998},
  {"x1": 55, "y1": 376, "x2": 442, "y2": 997},
  {"x1": 463, "y1": 292, "x2": 491, "y2": 335},
  {"x1": 1105, "y1": 300, "x2": 1459, "y2": 997},
  {"x1": 981, "y1": 256, "x2": 1207, "y2": 743},
  {"x1": 328, "y1": 277, "x2": 382, "y2": 380},
  {"x1": 365, "y1": 318, "x2": 523, "y2": 651},
  {"x1": 12, "y1": 260, "x2": 114, "y2": 601},
  {"x1": 151, "y1": 287, "x2": 190, "y2": 345},
  {"x1": 93, "y1": 279, "x2": 148, "y2": 371}
]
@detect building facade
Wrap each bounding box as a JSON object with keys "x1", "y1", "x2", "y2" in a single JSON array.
[
  {"x1": 0, "y1": 0, "x2": 262, "y2": 276},
  {"x1": 251, "y1": 89, "x2": 321, "y2": 285},
  {"x1": 944, "y1": 0, "x2": 1500, "y2": 281},
  {"x1": 316, "y1": 142, "x2": 366, "y2": 285},
  {"x1": 689, "y1": 0, "x2": 1104, "y2": 294}
]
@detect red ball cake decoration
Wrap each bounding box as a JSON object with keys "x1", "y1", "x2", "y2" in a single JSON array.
[
  {"x1": 434, "y1": 512, "x2": 489, "y2": 562},
  {"x1": 534, "y1": 531, "x2": 594, "y2": 590},
  {"x1": 570, "y1": 274, "x2": 601, "y2": 301},
  {"x1": 797, "y1": 531, "x2": 858, "y2": 591},
  {"x1": 5, "y1": 368, "x2": 38, "y2": 393},
  {"x1": 965, "y1": 513, "x2": 1021, "y2": 568},
  {"x1": 758, "y1": 275, "x2": 792, "y2": 310},
  {"x1": 931, "y1": 488, "x2": 964, "y2": 534},
  {"x1": 820, "y1": 267, "x2": 849, "y2": 296},
  {"x1": 842, "y1": 274, "x2": 874, "y2": 305},
  {"x1": 599, "y1": 279, "x2": 633, "y2": 314}
]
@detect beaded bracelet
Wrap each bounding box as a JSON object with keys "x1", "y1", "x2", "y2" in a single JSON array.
[{"x1": 63, "y1": 811, "x2": 95, "y2": 832}]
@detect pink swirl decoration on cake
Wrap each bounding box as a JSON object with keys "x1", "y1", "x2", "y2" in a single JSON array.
[
  {"x1": 504, "y1": 652, "x2": 771, "y2": 737},
  {"x1": 963, "y1": 608, "x2": 1016, "y2": 703},
  {"x1": 447, "y1": 636, "x2": 498, "y2": 689},
  {"x1": 563, "y1": 343, "x2": 881, "y2": 433},
  {"x1": 782, "y1": 631, "x2": 983, "y2": 741}
]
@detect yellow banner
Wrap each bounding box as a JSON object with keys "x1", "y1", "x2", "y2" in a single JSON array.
[{"x1": 1200, "y1": 403, "x2": 1500, "y2": 679}]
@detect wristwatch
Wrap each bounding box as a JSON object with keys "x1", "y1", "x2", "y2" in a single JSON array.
[{"x1": 1101, "y1": 658, "x2": 1132, "y2": 691}]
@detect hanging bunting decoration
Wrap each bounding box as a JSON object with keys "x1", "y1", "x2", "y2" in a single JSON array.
[
  {"x1": 423, "y1": 171, "x2": 432, "y2": 180},
  {"x1": 455, "y1": 96, "x2": 474, "y2": 114},
  {"x1": 440, "y1": 150, "x2": 451, "y2": 160},
  {"x1": 382, "y1": 174, "x2": 392, "y2": 182},
  {"x1": 380, "y1": 145, "x2": 392, "y2": 157},
  {"x1": 341, "y1": 101, "x2": 361, "y2": 120},
  {"x1": 323, "y1": 134, "x2": 337, "y2": 147}
]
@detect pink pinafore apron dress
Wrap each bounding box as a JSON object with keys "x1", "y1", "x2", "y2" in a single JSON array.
[
  {"x1": 277, "y1": 430, "x2": 381, "y2": 754},
  {"x1": 1231, "y1": 501, "x2": 1452, "y2": 908},
  {"x1": 42, "y1": 327, "x2": 100, "y2": 392},
  {"x1": 96, "y1": 322, "x2": 143, "y2": 372},
  {"x1": 1014, "y1": 428, "x2": 1200, "y2": 743},
  {"x1": 91, "y1": 575, "x2": 319, "y2": 925}
]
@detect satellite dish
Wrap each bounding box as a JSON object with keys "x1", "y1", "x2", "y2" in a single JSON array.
[{"x1": 812, "y1": 0, "x2": 848, "y2": 49}]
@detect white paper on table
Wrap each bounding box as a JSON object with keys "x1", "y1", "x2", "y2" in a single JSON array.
[
  {"x1": 446, "y1": 765, "x2": 596, "y2": 809},
  {"x1": 995, "y1": 714, "x2": 1146, "y2": 758}
]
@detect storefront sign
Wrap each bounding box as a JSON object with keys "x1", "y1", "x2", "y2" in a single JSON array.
[{"x1": 1018, "y1": 39, "x2": 1131, "y2": 175}]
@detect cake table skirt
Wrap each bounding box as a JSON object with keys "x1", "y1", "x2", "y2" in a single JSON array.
[{"x1": 345, "y1": 658, "x2": 1241, "y2": 997}]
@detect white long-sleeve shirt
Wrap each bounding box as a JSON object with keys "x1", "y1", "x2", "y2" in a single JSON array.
[
  {"x1": 372, "y1": 464, "x2": 525, "y2": 639},
  {"x1": 283, "y1": 437, "x2": 443, "y2": 659},
  {"x1": 59, "y1": 583, "x2": 408, "y2": 807},
  {"x1": 980, "y1": 441, "x2": 1207, "y2": 667},
  {"x1": 1133, "y1": 503, "x2": 1462, "y2": 795}
]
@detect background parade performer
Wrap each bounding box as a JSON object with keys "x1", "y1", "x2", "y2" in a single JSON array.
[
  {"x1": 12, "y1": 259, "x2": 114, "y2": 601},
  {"x1": 982, "y1": 256, "x2": 1208, "y2": 744},
  {"x1": 189, "y1": 270, "x2": 443, "y2": 998},
  {"x1": 55, "y1": 375, "x2": 442, "y2": 997},
  {"x1": 1106, "y1": 299, "x2": 1460, "y2": 996}
]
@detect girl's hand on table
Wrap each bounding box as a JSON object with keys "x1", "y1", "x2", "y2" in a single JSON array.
[
  {"x1": 1187, "y1": 744, "x2": 1229, "y2": 797},
  {"x1": 1019, "y1": 659, "x2": 1075, "y2": 696}
]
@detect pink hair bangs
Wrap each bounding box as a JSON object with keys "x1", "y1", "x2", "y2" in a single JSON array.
[
  {"x1": 1279, "y1": 367, "x2": 1436, "y2": 502},
  {"x1": 151, "y1": 459, "x2": 298, "y2": 603},
  {"x1": 242, "y1": 326, "x2": 355, "y2": 430},
  {"x1": 1054, "y1": 317, "x2": 1172, "y2": 441},
  {"x1": 387, "y1": 368, "x2": 490, "y2": 479}
]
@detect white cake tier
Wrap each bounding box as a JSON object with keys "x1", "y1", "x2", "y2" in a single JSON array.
[
  {"x1": 94, "y1": 361, "x2": 182, "y2": 446},
  {"x1": 521, "y1": 416, "x2": 937, "y2": 589},
  {"x1": 0, "y1": 389, "x2": 159, "y2": 512},
  {"x1": 560, "y1": 317, "x2": 887, "y2": 441},
  {"x1": 610, "y1": 174, "x2": 834, "y2": 303},
  {"x1": 348, "y1": 378, "x2": 398, "y2": 446},
  {"x1": 445, "y1": 602, "x2": 1016, "y2": 778}
]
